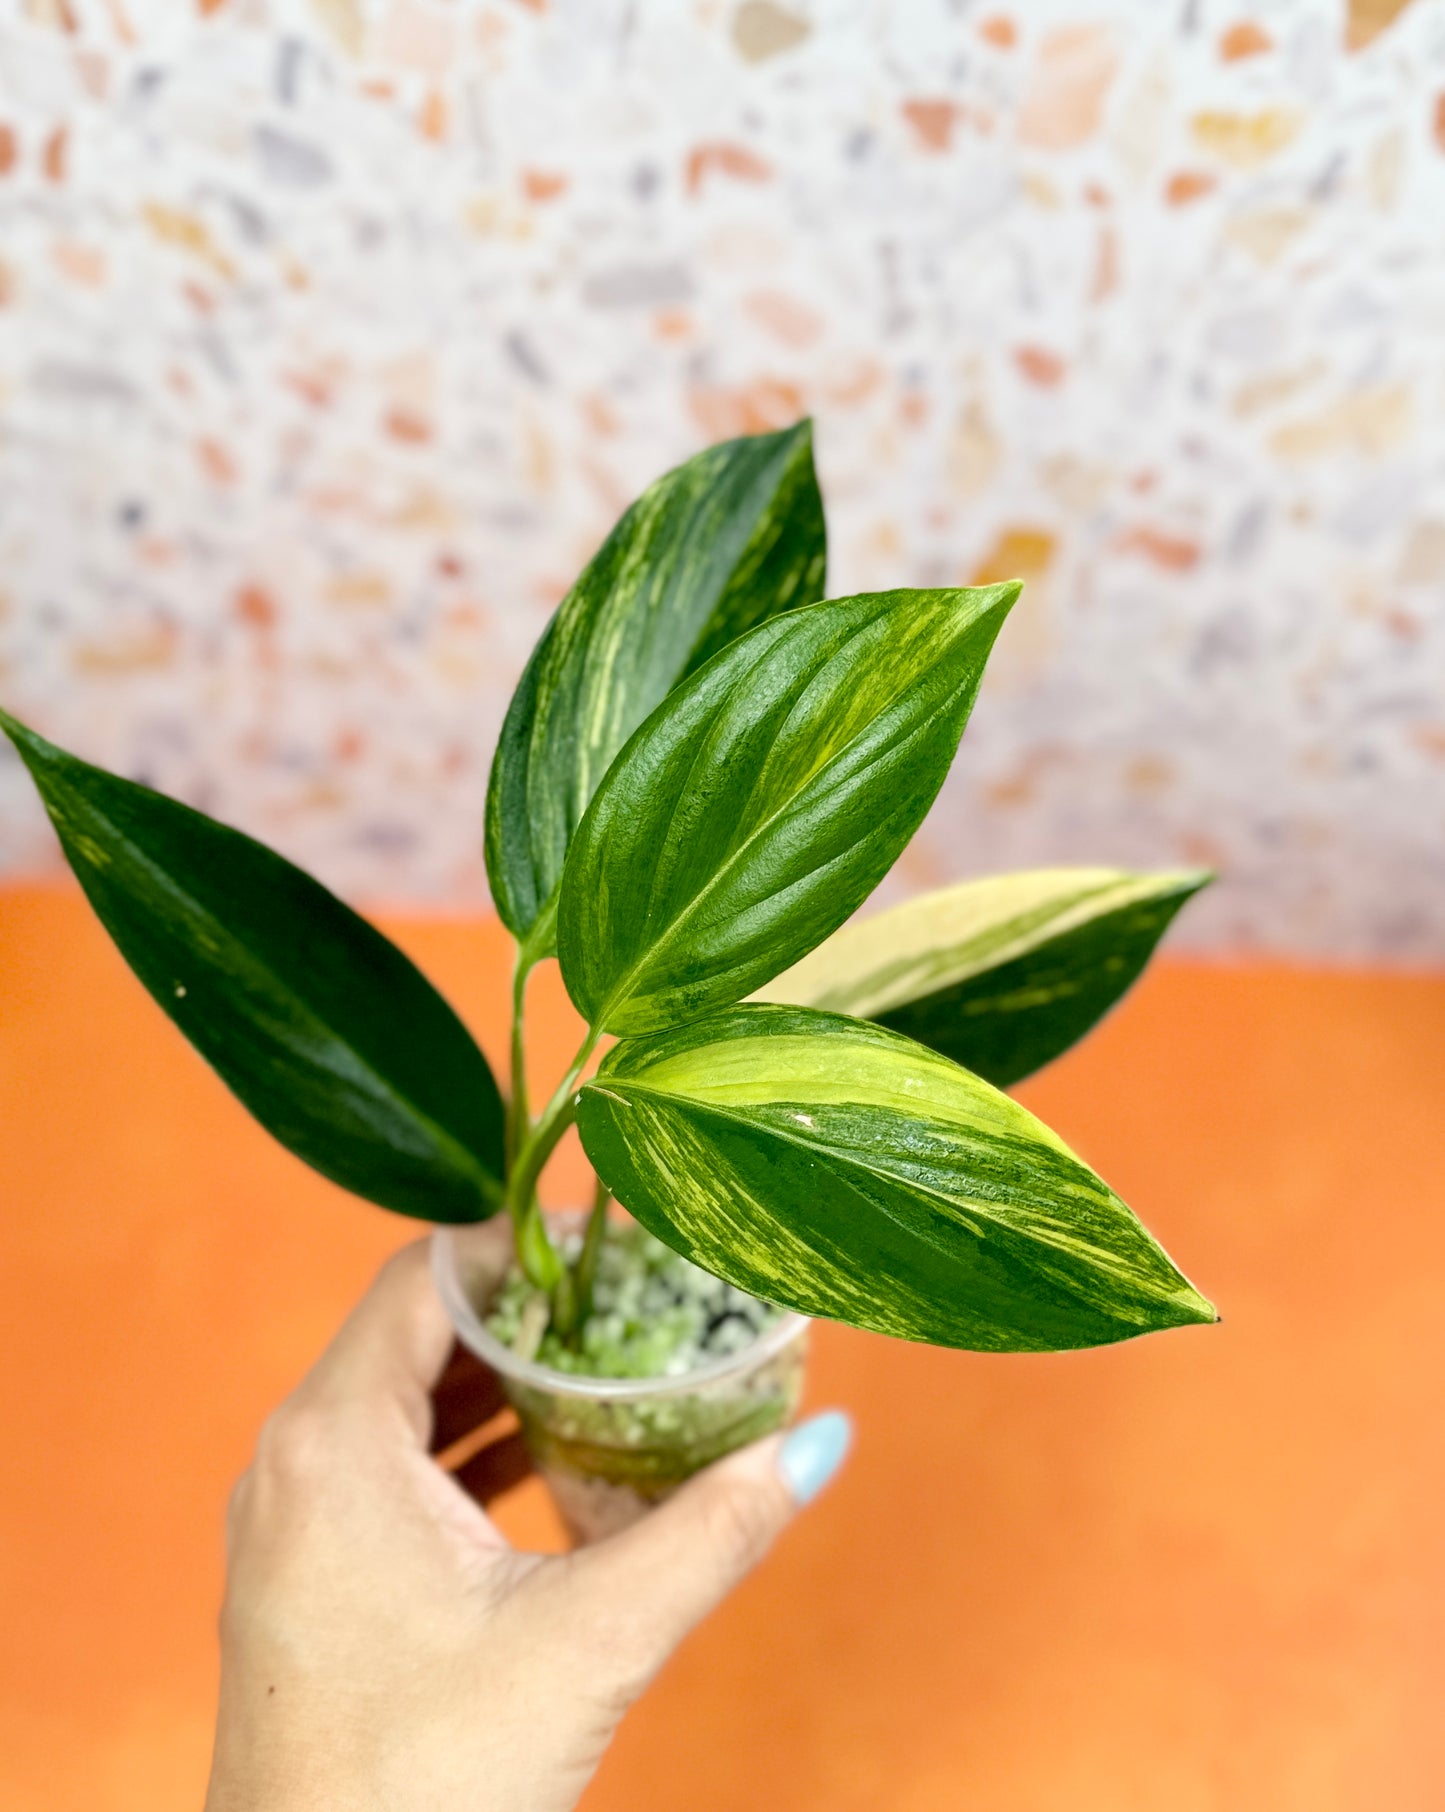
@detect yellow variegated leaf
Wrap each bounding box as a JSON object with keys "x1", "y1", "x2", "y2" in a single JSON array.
[
  {"x1": 556, "y1": 585, "x2": 1018, "y2": 1037},
  {"x1": 578, "y1": 1005, "x2": 1216, "y2": 1352},
  {"x1": 755, "y1": 867, "x2": 1210, "y2": 1085},
  {"x1": 0, "y1": 708, "x2": 504, "y2": 1223},
  {"x1": 485, "y1": 422, "x2": 827, "y2": 952}
]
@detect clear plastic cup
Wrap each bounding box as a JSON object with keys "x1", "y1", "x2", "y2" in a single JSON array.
[{"x1": 431, "y1": 1214, "x2": 810, "y2": 1542}]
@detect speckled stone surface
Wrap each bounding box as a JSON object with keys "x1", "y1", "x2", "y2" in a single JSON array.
[{"x1": 0, "y1": 0, "x2": 1442, "y2": 956}]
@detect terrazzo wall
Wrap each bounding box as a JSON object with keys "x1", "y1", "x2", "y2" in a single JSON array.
[{"x1": 1, "y1": 0, "x2": 1442, "y2": 957}]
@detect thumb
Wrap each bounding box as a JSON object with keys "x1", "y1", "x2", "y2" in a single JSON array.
[{"x1": 566, "y1": 1410, "x2": 852, "y2": 1690}]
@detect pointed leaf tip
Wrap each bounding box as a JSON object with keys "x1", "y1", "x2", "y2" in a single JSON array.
[
  {"x1": 3, "y1": 712, "x2": 507, "y2": 1222},
  {"x1": 485, "y1": 423, "x2": 828, "y2": 941},
  {"x1": 558, "y1": 586, "x2": 1014, "y2": 1035},
  {"x1": 1178, "y1": 1285, "x2": 1220, "y2": 1327},
  {"x1": 578, "y1": 1005, "x2": 1220, "y2": 1353},
  {"x1": 758, "y1": 863, "x2": 1213, "y2": 1086}
]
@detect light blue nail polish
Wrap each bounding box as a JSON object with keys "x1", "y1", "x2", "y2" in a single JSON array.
[{"x1": 778, "y1": 1410, "x2": 853, "y2": 1504}]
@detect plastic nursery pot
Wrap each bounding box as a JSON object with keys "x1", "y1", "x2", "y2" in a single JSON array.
[{"x1": 431, "y1": 1213, "x2": 810, "y2": 1543}]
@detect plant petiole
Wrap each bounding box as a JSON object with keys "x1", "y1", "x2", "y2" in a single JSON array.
[
  {"x1": 566, "y1": 1174, "x2": 612, "y2": 1346},
  {"x1": 506, "y1": 949, "x2": 532, "y2": 1169},
  {"x1": 505, "y1": 1023, "x2": 602, "y2": 1297}
]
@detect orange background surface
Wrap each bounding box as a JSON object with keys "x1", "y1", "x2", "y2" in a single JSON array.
[{"x1": 1, "y1": 882, "x2": 1441, "y2": 1811}]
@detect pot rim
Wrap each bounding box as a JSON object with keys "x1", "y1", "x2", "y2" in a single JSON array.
[{"x1": 430, "y1": 1218, "x2": 810, "y2": 1403}]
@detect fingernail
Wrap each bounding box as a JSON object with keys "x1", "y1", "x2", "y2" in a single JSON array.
[{"x1": 778, "y1": 1410, "x2": 853, "y2": 1505}]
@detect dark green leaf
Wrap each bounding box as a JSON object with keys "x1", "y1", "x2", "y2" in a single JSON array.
[
  {"x1": 557, "y1": 584, "x2": 1018, "y2": 1037},
  {"x1": 1, "y1": 709, "x2": 504, "y2": 1223},
  {"x1": 485, "y1": 420, "x2": 827, "y2": 950},
  {"x1": 757, "y1": 867, "x2": 1210, "y2": 1085},
  {"x1": 578, "y1": 1005, "x2": 1216, "y2": 1352}
]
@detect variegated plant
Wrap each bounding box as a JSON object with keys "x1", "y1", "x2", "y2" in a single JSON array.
[{"x1": 0, "y1": 421, "x2": 1216, "y2": 1353}]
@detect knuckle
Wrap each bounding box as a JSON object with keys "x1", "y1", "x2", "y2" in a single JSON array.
[
  {"x1": 224, "y1": 1469, "x2": 253, "y2": 1542},
  {"x1": 581, "y1": 1613, "x2": 663, "y2": 1709},
  {"x1": 217, "y1": 1580, "x2": 249, "y2": 1645},
  {"x1": 543, "y1": 1556, "x2": 661, "y2": 1703},
  {"x1": 252, "y1": 1399, "x2": 334, "y2": 1488},
  {"x1": 590, "y1": 1654, "x2": 655, "y2": 1720},
  {"x1": 378, "y1": 1243, "x2": 421, "y2": 1286},
  {"x1": 699, "y1": 1473, "x2": 782, "y2": 1574}
]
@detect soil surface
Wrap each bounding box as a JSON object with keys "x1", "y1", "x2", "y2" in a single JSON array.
[{"x1": 485, "y1": 1220, "x2": 785, "y2": 1379}]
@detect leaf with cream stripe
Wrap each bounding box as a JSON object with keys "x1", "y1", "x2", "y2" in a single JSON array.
[
  {"x1": 557, "y1": 584, "x2": 1018, "y2": 1036},
  {"x1": 577, "y1": 1005, "x2": 1216, "y2": 1351},
  {"x1": 485, "y1": 420, "x2": 826, "y2": 952},
  {"x1": 756, "y1": 867, "x2": 1211, "y2": 1085},
  {"x1": 0, "y1": 708, "x2": 505, "y2": 1223}
]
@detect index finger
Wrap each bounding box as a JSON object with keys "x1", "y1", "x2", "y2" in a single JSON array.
[{"x1": 295, "y1": 1240, "x2": 456, "y2": 1444}]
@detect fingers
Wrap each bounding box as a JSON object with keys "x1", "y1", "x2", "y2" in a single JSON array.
[
  {"x1": 564, "y1": 1411, "x2": 852, "y2": 1695},
  {"x1": 295, "y1": 1240, "x2": 456, "y2": 1443}
]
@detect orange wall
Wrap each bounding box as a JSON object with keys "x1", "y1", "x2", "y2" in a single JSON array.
[{"x1": 1, "y1": 884, "x2": 1441, "y2": 1810}]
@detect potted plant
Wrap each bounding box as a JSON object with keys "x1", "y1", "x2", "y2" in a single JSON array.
[{"x1": 0, "y1": 421, "x2": 1215, "y2": 1541}]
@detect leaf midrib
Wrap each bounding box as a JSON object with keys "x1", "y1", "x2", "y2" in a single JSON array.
[
  {"x1": 591, "y1": 617, "x2": 970, "y2": 1025},
  {"x1": 586, "y1": 1077, "x2": 1179, "y2": 1313},
  {"x1": 57, "y1": 783, "x2": 498, "y2": 1200},
  {"x1": 542, "y1": 437, "x2": 797, "y2": 850},
  {"x1": 818, "y1": 878, "x2": 1124, "y2": 1014},
  {"x1": 884, "y1": 876, "x2": 1196, "y2": 1004},
  {"x1": 779, "y1": 871, "x2": 1202, "y2": 1019}
]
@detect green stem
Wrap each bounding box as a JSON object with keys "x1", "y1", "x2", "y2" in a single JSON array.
[
  {"x1": 566, "y1": 1174, "x2": 612, "y2": 1344},
  {"x1": 505, "y1": 1024, "x2": 602, "y2": 1295},
  {"x1": 506, "y1": 950, "x2": 532, "y2": 1170}
]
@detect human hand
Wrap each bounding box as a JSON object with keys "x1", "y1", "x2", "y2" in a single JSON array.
[{"x1": 204, "y1": 1242, "x2": 852, "y2": 1812}]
